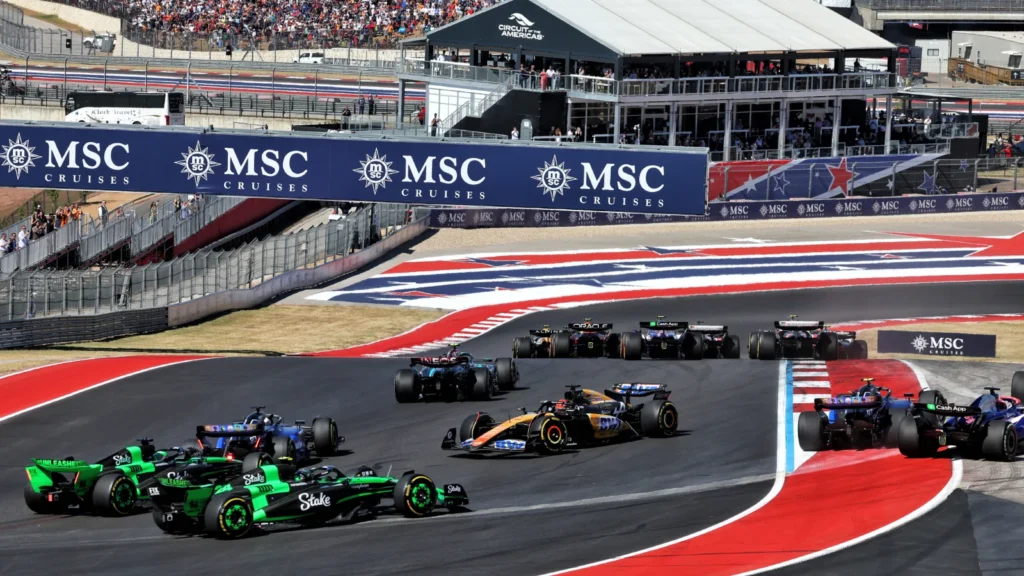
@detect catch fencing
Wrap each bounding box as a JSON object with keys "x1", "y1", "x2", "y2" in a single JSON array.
[{"x1": 0, "y1": 203, "x2": 411, "y2": 320}]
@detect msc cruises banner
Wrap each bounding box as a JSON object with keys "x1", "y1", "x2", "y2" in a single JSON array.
[
  {"x1": 0, "y1": 123, "x2": 709, "y2": 216},
  {"x1": 426, "y1": 192, "x2": 1024, "y2": 228}
]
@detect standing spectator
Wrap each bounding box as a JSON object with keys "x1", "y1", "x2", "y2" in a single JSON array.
[
  {"x1": 45, "y1": 215, "x2": 55, "y2": 235},
  {"x1": 358, "y1": 94, "x2": 366, "y2": 115},
  {"x1": 71, "y1": 203, "x2": 82, "y2": 221},
  {"x1": 417, "y1": 106, "x2": 425, "y2": 125},
  {"x1": 430, "y1": 114, "x2": 439, "y2": 137},
  {"x1": 511, "y1": 126, "x2": 519, "y2": 140},
  {"x1": 98, "y1": 200, "x2": 109, "y2": 227},
  {"x1": 368, "y1": 94, "x2": 376, "y2": 116},
  {"x1": 149, "y1": 202, "x2": 158, "y2": 224},
  {"x1": 0, "y1": 233, "x2": 8, "y2": 254},
  {"x1": 17, "y1": 225, "x2": 27, "y2": 249},
  {"x1": 342, "y1": 106, "x2": 352, "y2": 130},
  {"x1": 174, "y1": 196, "x2": 182, "y2": 213}
]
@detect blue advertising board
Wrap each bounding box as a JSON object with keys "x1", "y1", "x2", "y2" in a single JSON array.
[
  {"x1": 425, "y1": 192, "x2": 1024, "y2": 228},
  {"x1": 0, "y1": 122, "x2": 709, "y2": 216}
]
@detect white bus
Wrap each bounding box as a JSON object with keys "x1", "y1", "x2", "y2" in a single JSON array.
[{"x1": 64, "y1": 91, "x2": 185, "y2": 125}]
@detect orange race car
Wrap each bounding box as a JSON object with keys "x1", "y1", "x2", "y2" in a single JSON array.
[{"x1": 441, "y1": 383, "x2": 678, "y2": 455}]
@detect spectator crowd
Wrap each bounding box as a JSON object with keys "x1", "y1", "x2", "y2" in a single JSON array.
[
  {"x1": 0, "y1": 202, "x2": 84, "y2": 255},
  {"x1": 110, "y1": 0, "x2": 505, "y2": 49}
]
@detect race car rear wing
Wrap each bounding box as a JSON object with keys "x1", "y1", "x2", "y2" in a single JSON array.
[
  {"x1": 195, "y1": 422, "x2": 263, "y2": 438},
  {"x1": 775, "y1": 320, "x2": 825, "y2": 329},
  {"x1": 685, "y1": 324, "x2": 727, "y2": 333},
  {"x1": 814, "y1": 397, "x2": 882, "y2": 411},
  {"x1": 913, "y1": 402, "x2": 983, "y2": 417},
  {"x1": 640, "y1": 321, "x2": 685, "y2": 330},
  {"x1": 528, "y1": 329, "x2": 553, "y2": 336},
  {"x1": 569, "y1": 322, "x2": 612, "y2": 331},
  {"x1": 411, "y1": 356, "x2": 469, "y2": 367},
  {"x1": 608, "y1": 383, "x2": 671, "y2": 401}
]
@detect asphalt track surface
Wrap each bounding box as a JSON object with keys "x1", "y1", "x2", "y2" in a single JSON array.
[{"x1": 1, "y1": 282, "x2": 1020, "y2": 575}]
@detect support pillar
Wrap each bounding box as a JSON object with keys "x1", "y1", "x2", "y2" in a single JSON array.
[
  {"x1": 883, "y1": 95, "x2": 893, "y2": 153},
  {"x1": 777, "y1": 100, "x2": 788, "y2": 157},
  {"x1": 831, "y1": 97, "x2": 842, "y2": 157},
  {"x1": 724, "y1": 101, "x2": 733, "y2": 161},
  {"x1": 566, "y1": 98, "x2": 572, "y2": 135},
  {"x1": 397, "y1": 79, "x2": 406, "y2": 129},
  {"x1": 613, "y1": 104, "x2": 621, "y2": 144},
  {"x1": 669, "y1": 102, "x2": 678, "y2": 147}
]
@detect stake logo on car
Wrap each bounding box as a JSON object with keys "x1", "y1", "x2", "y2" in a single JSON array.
[{"x1": 299, "y1": 492, "x2": 331, "y2": 511}]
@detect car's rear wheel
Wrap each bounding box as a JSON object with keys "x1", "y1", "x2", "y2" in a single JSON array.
[
  {"x1": 393, "y1": 473, "x2": 437, "y2": 518},
  {"x1": 204, "y1": 493, "x2": 254, "y2": 538},
  {"x1": 494, "y1": 358, "x2": 516, "y2": 391},
  {"x1": 271, "y1": 435, "x2": 296, "y2": 463},
  {"x1": 513, "y1": 337, "x2": 533, "y2": 358},
  {"x1": 1011, "y1": 370, "x2": 1024, "y2": 402},
  {"x1": 722, "y1": 334, "x2": 741, "y2": 359},
  {"x1": 92, "y1": 473, "x2": 137, "y2": 517},
  {"x1": 982, "y1": 419, "x2": 1017, "y2": 461},
  {"x1": 682, "y1": 332, "x2": 704, "y2": 360},
  {"x1": 24, "y1": 484, "x2": 54, "y2": 514},
  {"x1": 241, "y1": 451, "x2": 272, "y2": 472},
  {"x1": 640, "y1": 400, "x2": 678, "y2": 437},
  {"x1": 797, "y1": 411, "x2": 827, "y2": 451},
  {"x1": 852, "y1": 339, "x2": 869, "y2": 359},
  {"x1": 394, "y1": 369, "x2": 420, "y2": 403},
  {"x1": 755, "y1": 332, "x2": 777, "y2": 360},
  {"x1": 551, "y1": 332, "x2": 572, "y2": 358},
  {"x1": 528, "y1": 415, "x2": 568, "y2": 454},
  {"x1": 312, "y1": 417, "x2": 339, "y2": 455},
  {"x1": 471, "y1": 368, "x2": 492, "y2": 401},
  {"x1": 818, "y1": 333, "x2": 839, "y2": 361},
  {"x1": 459, "y1": 413, "x2": 495, "y2": 442},
  {"x1": 621, "y1": 332, "x2": 643, "y2": 361},
  {"x1": 898, "y1": 415, "x2": 938, "y2": 457},
  {"x1": 885, "y1": 408, "x2": 909, "y2": 448}
]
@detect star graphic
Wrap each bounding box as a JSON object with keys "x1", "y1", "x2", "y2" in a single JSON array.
[
  {"x1": 959, "y1": 159, "x2": 970, "y2": 172},
  {"x1": 742, "y1": 176, "x2": 757, "y2": 193},
  {"x1": 640, "y1": 246, "x2": 703, "y2": 257},
  {"x1": 826, "y1": 158, "x2": 858, "y2": 196},
  {"x1": 886, "y1": 178, "x2": 894, "y2": 191},
  {"x1": 918, "y1": 170, "x2": 938, "y2": 195},
  {"x1": 771, "y1": 172, "x2": 790, "y2": 197},
  {"x1": 886, "y1": 230, "x2": 1024, "y2": 258}
]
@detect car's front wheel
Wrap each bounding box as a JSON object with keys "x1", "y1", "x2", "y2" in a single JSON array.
[{"x1": 204, "y1": 493, "x2": 254, "y2": 538}]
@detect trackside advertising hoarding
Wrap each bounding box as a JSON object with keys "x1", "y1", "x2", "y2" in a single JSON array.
[
  {"x1": 0, "y1": 122, "x2": 709, "y2": 216},
  {"x1": 877, "y1": 330, "x2": 997, "y2": 358},
  {"x1": 425, "y1": 192, "x2": 1024, "y2": 227}
]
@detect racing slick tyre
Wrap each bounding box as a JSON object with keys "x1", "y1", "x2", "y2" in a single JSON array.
[
  {"x1": 748, "y1": 332, "x2": 758, "y2": 359},
  {"x1": 551, "y1": 332, "x2": 572, "y2": 358},
  {"x1": 722, "y1": 335, "x2": 741, "y2": 359},
  {"x1": 682, "y1": 332, "x2": 705, "y2": 360},
  {"x1": 982, "y1": 419, "x2": 1018, "y2": 461},
  {"x1": 640, "y1": 400, "x2": 679, "y2": 437},
  {"x1": 753, "y1": 332, "x2": 777, "y2": 360},
  {"x1": 241, "y1": 451, "x2": 273, "y2": 473},
  {"x1": 204, "y1": 493, "x2": 254, "y2": 538},
  {"x1": 312, "y1": 417, "x2": 340, "y2": 456},
  {"x1": 885, "y1": 408, "x2": 909, "y2": 448},
  {"x1": 92, "y1": 473, "x2": 137, "y2": 517},
  {"x1": 852, "y1": 340, "x2": 869, "y2": 360},
  {"x1": 472, "y1": 368, "x2": 493, "y2": 401},
  {"x1": 394, "y1": 473, "x2": 437, "y2": 518},
  {"x1": 1011, "y1": 371, "x2": 1024, "y2": 402},
  {"x1": 513, "y1": 337, "x2": 533, "y2": 359},
  {"x1": 459, "y1": 413, "x2": 496, "y2": 442},
  {"x1": 797, "y1": 411, "x2": 827, "y2": 451},
  {"x1": 495, "y1": 358, "x2": 516, "y2": 391},
  {"x1": 271, "y1": 435, "x2": 296, "y2": 463},
  {"x1": 918, "y1": 390, "x2": 945, "y2": 428},
  {"x1": 528, "y1": 415, "x2": 569, "y2": 454},
  {"x1": 24, "y1": 484, "x2": 55, "y2": 514},
  {"x1": 604, "y1": 333, "x2": 621, "y2": 358},
  {"x1": 818, "y1": 333, "x2": 839, "y2": 361},
  {"x1": 621, "y1": 332, "x2": 644, "y2": 361},
  {"x1": 898, "y1": 415, "x2": 938, "y2": 458},
  {"x1": 394, "y1": 369, "x2": 421, "y2": 403}
]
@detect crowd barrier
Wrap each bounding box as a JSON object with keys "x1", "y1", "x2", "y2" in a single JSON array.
[
  {"x1": 425, "y1": 191, "x2": 1024, "y2": 228},
  {"x1": 0, "y1": 307, "x2": 166, "y2": 348}
]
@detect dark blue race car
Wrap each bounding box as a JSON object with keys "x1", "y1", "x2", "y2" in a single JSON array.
[
  {"x1": 394, "y1": 346, "x2": 518, "y2": 403},
  {"x1": 548, "y1": 320, "x2": 621, "y2": 358},
  {"x1": 195, "y1": 406, "x2": 344, "y2": 465},
  {"x1": 799, "y1": 378, "x2": 914, "y2": 451},
  {"x1": 620, "y1": 319, "x2": 741, "y2": 360},
  {"x1": 898, "y1": 376, "x2": 1024, "y2": 460}
]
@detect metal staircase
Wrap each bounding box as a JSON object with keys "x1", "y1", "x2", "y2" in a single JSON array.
[{"x1": 436, "y1": 75, "x2": 517, "y2": 137}]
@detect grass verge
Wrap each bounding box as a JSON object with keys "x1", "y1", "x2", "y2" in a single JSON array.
[{"x1": 858, "y1": 321, "x2": 1024, "y2": 364}]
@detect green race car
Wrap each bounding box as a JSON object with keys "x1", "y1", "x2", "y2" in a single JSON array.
[
  {"x1": 24, "y1": 438, "x2": 270, "y2": 516},
  {"x1": 150, "y1": 462, "x2": 469, "y2": 538}
]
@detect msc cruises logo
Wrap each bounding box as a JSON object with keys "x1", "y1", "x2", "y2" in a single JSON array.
[
  {"x1": 1, "y1": 133, "x2": 41, "y2": 179},
  {"x1": 176, "y1": 141, "x2": 221, "y2": 185},
  {"x1": 911, "y1": 335, "x2": 929, "y2": 353},
  {"x1": 354, "y1": 148, "x2": 398, "y2": 194},
  {"x1": 532, "y1": 155, "x2": 576, "y2": 201}
]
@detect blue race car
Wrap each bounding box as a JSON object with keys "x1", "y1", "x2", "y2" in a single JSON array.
[
  {"x1": 394, "y1": 346, "x2": 518, "y2": 403},
  {"x1": 898, "y1": 379, "x2": 1024, "y2": 460},
  {"x1": 549, "y1": 319, "x2": 621, "y2": 358},
  {"x1": 620, "y1": 319, "x2": 741, "y2": 360},
  {"x1": 195, "y1": 406, "x2": 344, "y2": 465},
  {"x1": 798, "y1": 378, "x2": 914, "y2": 451}
]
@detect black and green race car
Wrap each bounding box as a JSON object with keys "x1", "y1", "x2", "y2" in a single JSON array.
[
  {"x1": 24, "y1": 438, "x2": 270, "y2": 516},
  {"x1": 149, "y1": 462, "x2": 469, "y2": 538}
]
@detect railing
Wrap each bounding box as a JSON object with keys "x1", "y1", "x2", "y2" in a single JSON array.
[
  {"x1": 447, "y1": 129, "x2": 510, "y2": 140},
  {"x1": 437, "y1": 74, "x2": 516, "y2": 137},
  {"x1": 0, "y1": 203, "x2": 412, "y2": 320},
  {"x1": 859, "y1": 0, "x2": 1024, "y2": 9},
  {"x1": 0, "y1": 222, "x2": 81, "y2": 273}
]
